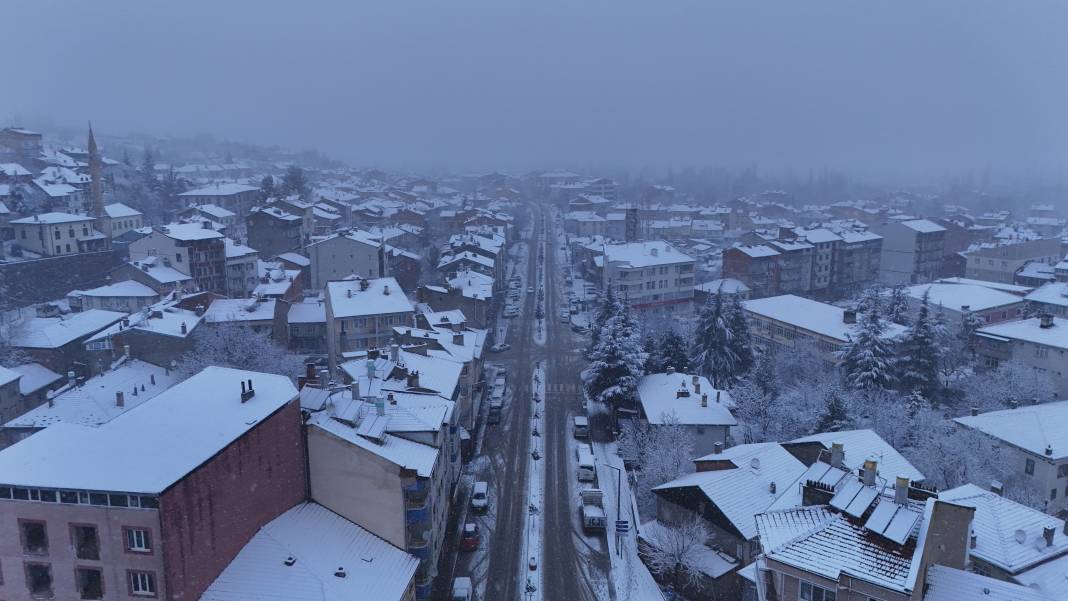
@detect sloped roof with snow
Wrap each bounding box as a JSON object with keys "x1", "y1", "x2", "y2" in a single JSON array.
[
  {"x1": 955, "y1": 400, "x2": 1068, "y2": 460},
  {"x1": 4, "y1": 359, "x2": 177, "y2": 430},
  {"x1": 900, "y1": 219, "x2": 945, "y2": 234},
  {"x1": 74, "y1": 280, "x2": 158, "y2": 298},
  {"x1": 326, "y1": 277, "x2": 412, "y2": 318},
  {"x1": 288, "y1": 301, "x2": 326, "y2": 324},
  {"x1": 755, "y1": 506, "x2": 837, "y2": 553},
  {"x1": 160, "y1": 222, "x2": 224, "y2": 241},
  {"x1": 1026, "y1": 281, "x2": 1068, "y2": 308},
  {"x1": 744, "y1": 295, "x2": 906, "y2": 343},
  {"x1": 0, "y1": 367, "x2": 297, "y2": 493},
  {"x1": 9, "y1": 310, "x2": 126, "y2": 348},
  {"x1": 906, "y1": 283, "x2": 1023, "y2": 312},
  {"x1": 789, "y1": 429, "x2": 925, "y2": 482},
  {"x1": 939, "y1": 483, "x2": 1068, "y2": 573},
  {"x1": 8, "y1": 363, "x2": 62, "y2": 395},
  {"x1": 637, "y1": 373, "x2": 735, "y2": 426},
  {"x1": 309, "y1": 412, "x2": 439, "y2": 478},
  {"x1": 976, "y1": 317, "x2": 1068, "y2": 350},
  {"x1": 924, "y1": 565, "x2": 1056, "y2": 601},
  {"x1": 604, "y1": 241, "x2": 694, "y2": 268},
  {"x1": 179, "y1": 183, "x2": 259, "y2": 197},
  {"x1": 200, "y1": 502, "x2": 418, "y2": 601},
  {"x1": 11, "y1": 212, "x2": 93, "y2": 225},
  {"x1": 204, "y1": 298, "x2": 277, "y2": 323},
  {"x1": 103, "y1": 203, "x2": 142, "y2": 219},
  {"x1": 654, "y1": 443, "x2": 806, "y2": 539}
]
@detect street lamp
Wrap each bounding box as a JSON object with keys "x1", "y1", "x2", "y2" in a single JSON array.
[{"x1": 603, "y1": 463, "x2": 625, "y2": 556}]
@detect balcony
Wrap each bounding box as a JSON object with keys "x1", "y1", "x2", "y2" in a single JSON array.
[
  {"x1": 407, "y1": 533, "x2": 432, "y2": 560},
  {"x1": 406, "y1": 497, "x2": 431, "y2": 525}
]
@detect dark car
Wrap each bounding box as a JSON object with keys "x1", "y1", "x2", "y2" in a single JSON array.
[{"x1": 460, "y1": 522, "x2": 480, "y2": 551}]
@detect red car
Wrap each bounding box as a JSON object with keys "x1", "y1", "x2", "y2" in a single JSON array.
[{"x1": 460, "y1": 522, "x2": 480, "y2": 551}]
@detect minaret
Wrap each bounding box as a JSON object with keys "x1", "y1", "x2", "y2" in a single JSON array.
[{"x1": 88, "y1": 122, "x2": 104, "y2": 219}]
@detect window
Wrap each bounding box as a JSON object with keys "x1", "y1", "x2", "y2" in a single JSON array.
[
  {"x1": 20, "y1": 520, "x2": 48, "y2": 555},
  {"x1": 1058, "y1": 464, "x2": 1068, "y2": 479},
  {"x1": 1026, "y1": 458, "x2": 1036, "y2": 475},
  {"x1": 20, "y1": 229, "x2": 26, "y2": 239},
  {"x1": 25, "y1": 562, "x2": 53, "y2": 598},
  {"x1": 125, "y1": 528, "x2": 151, "y2": 553},
  {"x1": 1036, "y1": 347, "x2": 1049, "y2": 359},
  {"x1": 1052, "y1": 488, "x2": 1058, "y2": 501},
  {"x1": 799, "y1": 580, "x2": 836, "y2": 601},
  {"x1": 68, "y1": 228, "x2": 75, "y2": 238},
  {"x1": 54, "y1": 229, "x2": 61, "y2": 239},
  {"x1": 65, "y1": 244, "x2": 71, "y2": 253},
  {"x1": 129, "y1": 571, "x2": 156, "y2": 597},
  {"x1": 55, "y1": 245, "x2": 61, "y2": 254},
  {"x1": 70, "y1": 525, "x2": 99, "y2": 560},
  {"x1": 176, "y1": 253, "x2": 182, "y2": 263},
  {"x1": 76, "y1": 567, "x2": 103, "y2": 600},
  {"x1": 82, "y1": 226, "x2": 88, "y2": 236}
]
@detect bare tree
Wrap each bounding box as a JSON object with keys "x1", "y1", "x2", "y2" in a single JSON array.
[
  {"x1": 176, "y1": 322, "x2": 305, "y2": 381},
  {"x1": 619, "y1": 412, "x2": 696, "y2": 515},
  {"x1": 640, "y1": 517, "x2": 711, "y2": 592}
]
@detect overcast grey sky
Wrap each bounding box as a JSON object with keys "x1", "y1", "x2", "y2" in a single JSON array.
[{"x1": 4, "y1": 0, "x2": 1067, "y2": 176}]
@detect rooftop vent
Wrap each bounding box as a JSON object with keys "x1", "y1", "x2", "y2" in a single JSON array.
[
  {"x1": 1043, "y1": 525, "x2": 1055, "y2": 547},
  {"x1": 284, "y1": 556, "x2": 296, "y2": 566},
  {"x1": 334, "y1": 567, "x2": 346, "y2": 578},
  {"x1": 240, "y1": 379, "x2": 255, "y2": 402},
  {"x1": 843, "y1": 309, "x2": 857, "y2": 324},
  {"x1": 1040, "y1": 314, "x2": 1054, "y2": 329}
]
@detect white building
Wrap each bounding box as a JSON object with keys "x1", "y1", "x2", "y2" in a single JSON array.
[
  {"x1": 10, "y1": 212, "x2": 106, "y2": 256},
  {"x1": 325, "y1": 277, "x2": 414, "y2": 369},
  {"x1": 636, "y1": 371, "x2": 735, "y2": 457},
  {"x1": 602, "y1": 240, "x2": 696, "y2": 315},
  {"x1": 904, "y1": 282, "x2": 1025, "y2": 325},
  {"x1": 101, "y1": 202, "x2": 144, "y2": 238},
  {"x1": 974, "y1": 316, "x2": 1068, "y2": 397}
]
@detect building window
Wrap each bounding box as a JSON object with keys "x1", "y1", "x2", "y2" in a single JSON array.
[
  {"x1": 125, "y1": 528, "x2": 151, "y2": 553},
  {"x1": 20, "y1": 229, "x2": 26, "y2": 239},
  {"x1": 1026, "y1": 458, "x2": 1036, "y2": 475},
  {"x1": 54, "y1": 229, "x2": 61, "y2": 239},
  {"x1": 76, "y1": 567, "x2": 103, "y2": 600},
  {"x1": 70, "y1": 525, "x2": 99, "y2": 560},
  {"x1": 129, "y1": 571, "x2": 157, "y2": 597},
  {"x1": 68, "y1": 228, "x2": 75, "y2": 238},
  {"x1": 55, "y1": 245, "x2": 61, "y2": 254},
  {"x1": 25, "y1": 562, "x2": 53, "y2": 598},
  {"x1": 1058, "y1": 464, "x2": 1068, "y2": 479},
  {"x1": 20, "y1": 520, "x2": 48, "y2": 555},
  {"x1": 1052, "y1": 488, "x2": 1058, "y2": 501},
  {"x1": 800, "y1": 580, "x2": 836, "y2": 601},
  {"x1": 176, "y1": 253, "x2": 182, "y2": 263}
]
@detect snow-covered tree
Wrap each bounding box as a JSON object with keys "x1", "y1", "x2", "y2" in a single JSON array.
[
  {"x1": 639, "y1": 516, "x2": 711, "y2": 592},
  {"x1": 692, "y1": 288, "x2": 742, "y2": 389},
  {"x1": 645, "y1": 329, "x2": 692, "y2": 374},
  {"x1": 620, "y1": 413, "x2": 695, "y2": 515},
  {"x1": 1022, "y1": 301, "x2": 1043, "y2": 319},
  {"x1": 814, "y1": 384, "x2": 852, "y2": 433},
  {"x1": 281, "y1": 166, "x2": 310, "y2": 200},
  {"x1": 959, "y1": 308, "x2": 984, "y2": 358},
  {"x1": 176, "y1": 322, "x2": 305, "y2": 381},
  {"x1": 726, "y1": 293, "x2": 754, "y2": 376},
  {"x1": 895, "y1": 290, "x2": 942, "y2": 401},
  {"x1": 589, "y1": 284, "x2": 621, "y2": 352},
  {"x1": 959, "y1": 361, "x2": 1056, "y2": 411},
  {"x1": 886, "y1": 285, "x2": 911, "y2": 325},
  {"x1": 260, "y1": 175, "x2": 276, "y2": 201},
  {"x1": 584, "y1": 303, "x2": 645, "y2": 414},
  {"x1": 750, "y1": 349, "x2": 781, "y2": 399},
  {"x1": 730, "y1": 377, "x2": 779, "y2": 443},
  {"x1": 840, "y1": 288, "x2": 896, "y2": 391}
]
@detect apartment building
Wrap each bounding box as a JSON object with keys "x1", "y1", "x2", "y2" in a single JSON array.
[
  {"x1": 306, "y1": 229, "x2": 386, "y2": 288},
  {"x1": 974, "y1": 316, "x2": 1068, "y2": 398},
  {"x1": 964, "y1": 237, "x2": 1064, "y2": 284},
  {"x1": 100, "y1": 203, "x2": 143, "y2": 238},
  {"x1": 1026, "y1": 281, "x2": 1068, "y2": 318},
  {"x1": 873, "y1": 219, "x2": 946, "y2": 285},
  {"x1": 744, "y1": 295, "x2": 907, "y2": 362},
  {"x1": 128, "y1": 223, "x2": 227, "y2": 293},
  {"x1": 223, "y1": 237, "x2": 260, "y2": 297},
  {"x1": 602, "y1": 241, "x2": 696, "y2": 315},
  {"x1": 904, "y1": 282, "x2": 1025, "y2": 325},
  {"x1": 955, "y1": 401, "x2": 1068, "y2": 514},
  {"x1": 0, "y1": 367, "x2": 304, "y2": 601},
  {"x1": 176, "y1": 183, "x2": 260, "y2": 215},
  {"x1": 246, "y1": 206, "x2": 303, "y2": 258},
  {"x1": 10, "y1": 213, "x2": 107, "y2": 257},
  {"x1": 324, "y1": 277, "x2": 415, "y2": 369}
]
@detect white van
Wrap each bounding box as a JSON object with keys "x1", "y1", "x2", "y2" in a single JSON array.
[
  {"x1": 576, "y1": 444, "x2": 597, "y2": 482},
  {"x1": 471, "y1": 481, "x2": 489, "y2": 512},
  {"x1": 452, "y1": 577, "x2": 472, "y2": 601},
  {"x1": 573, "y1": 416, "x2": 589, "y2": 439}
]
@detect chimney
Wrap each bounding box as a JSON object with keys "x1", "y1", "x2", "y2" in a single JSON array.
[
  {"x1": 970, "y1": 406, "x2": 979, "y2": 416},
  {"x1": 843, "y1": 309, "x2": 857, "y2": 324},
  {"x1": 650, "y1": 246, "x2": 658, "y2": 256},
  {"x1": 715, "y1": 390, "x2": 721, "y2": 404},
  {"x1": 334, "y1": 567, "x2": 346, "y2": 578},
  {"x1": 150, "y1": 374, "x2": 155, "y2": 385},
  {"x1": 407, "y1": 370, "x2": 420, "y2": 389},
  {"x1": 132, "y1": 386, "x2": 138, "y2": 397},
  {"x1": 701, "y1": 393, "x2": 708, "y2": 407},
  {"x1": 1046, "y1": 445, "x2": 1054, "y2": 456},
  {"x1": 895, "y1": 476, "x2": 910, "y2": 505},
  {"x1": 970, "y1": 530, "x2": 977, "y2": 549},
  {"x1": 383, "y1": 285, "x2": 390, "y2": 295},
  {"x1": 67, "y1": 371, "x2": 76, "y2": 388},
  {"x1": 351, "y1": 381, "x2": 360, "y2": 400},
  {"x1": 712, "y1": 442, "x2": 723, "y2": 455},
  {"x1": 241, "y1": 379, "x2": 255, "y2": 402},
  {"x1": 666, "y1": 366, "x2": 675, "y2": 375},
  {"x1": 180, "y1": 321, "x2": 187, "y2": 335},
  {"x1": 830, "y1": 442, "x2": 845, "y2": 469},
  {"x1": 1044, "y1": 525, "x2": 1056, "y2": 547},
  {"x1": 390, "y1": 343, "x2": 400, "y2": 363},
  {"x1": 116, "y1": 391, "x2": 124, "y2": 407},
  {"x1": 693, "y1": 375, "x2": 701, "y2": 394},
  {"x1": 961, "y1": 305, "x2": 970, "y2": 313},
  {"x1": 346, "y1": 288, "x2": 352, "y2": 298},
  {"x1": 769, "y1": 481, "x2": 777, "y2": 494},
  {"x1": 1040, "y1": 314, "x2": 1054, "y2": 329},
  {"x1": 388, "y1": 392, "x2": 396, "y2": 405},
  {"x1": 990, "y1": 480, "x2": 1004, "y2": 495},
  {"x1": 862, "y1": 459, "x2": 877, "y2": 486},
  {"x1": 360, "y1": 279, "x2": 369, "y2": 291},
  {"x1": 305, "y1": 362, "x2": 317, "y2": 380},
  {"x1": 453, "y1": 332, "x2": 464, "y2": 345},
  {"x1": 676, "y1": 383, "x2": 690, "y2": 398}
]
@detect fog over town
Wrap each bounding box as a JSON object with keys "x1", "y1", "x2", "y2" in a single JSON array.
[{"x1": 1, "y1": 3, "x2": 1068, "y2": 601}]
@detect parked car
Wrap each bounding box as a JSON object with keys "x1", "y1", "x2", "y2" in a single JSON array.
[
  {"x1": 452, "y1": 577, "x2": 472, "y2": 601},
  {"x1": 490, "y1": 343, "x2": 511, "y2": 353},
  {"x1": 527, "y1": 286, "x2": 535, "y2": 293},
  {"x1": 460, "y1": 522, "x2": 480, "y2": 551},
  {"x1": 471, "y1": 481, "x2": 489, "y2": 513}
]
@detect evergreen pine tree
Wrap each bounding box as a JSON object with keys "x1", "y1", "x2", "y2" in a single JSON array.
[
  {"x1": 281, "y1": 166, "x2": 309, "y2": 200},
  {"x1": 260, "y1": 175, "x2": 276, "y2": 201},
  {"x1": 886, "y1": 285, "x2": 911, "y2": 325},
  {"x1": 959, "y1": 308, "x2": 983, "y2": 358},
  {"x1": 840, "y1": 288, "x2": 896, "y2": 390},
  {"x1": 140, "y1": 146, "x2": 157, "y2": 190},
  {"x1": 726, "y1": 294, "x2": 754, "y2": 377},
  {"x1": 691, "y1": 288, "x2": 738, "y2": 389},
  {"x1": 655, "y1": 329, "x2": 691, "y2": 374},
  {"x1": 589, "y1": 285, "x2": 621, "y2": 352},
  {"x1": 643, "y1": 336, "x2": 662, "y2": 373},
  {"x1": 586, "y1": 303, "x2": 645, "y2": 413},
  {"x1": 814, "y1": 384, "x2": 851, "y2": 433},
  {"x1": 895, "y1": 290, "x2": 942, "y2": 401}
]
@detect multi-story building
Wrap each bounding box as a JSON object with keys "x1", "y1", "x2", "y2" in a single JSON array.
[
  {"x1": 722, "y1": 245, "x2": 781, "y2": 298},
  {"x1": 637, "y1": 372, "x2": 736, "y2": 456},
  {"x1": 0, "y1": 128, "x2": 43, "y2": 164},
  {"x1": 1026, "y1": 281, "x2": 1068, "y2": 318},
  {"x1": 955, "y1": 400, "x2": 1068, "y2": 514},
  {"x1": 223, "y1": 237, "x2": 260, "y2": 297},
  {"x1": 246, "y1": 206, "x2": 303, "y2": 258},
  {"x1": 128, "y1": 223, "x2": 227, "y2": 293},
  {"x1": 602, "y1": 241, "x2": 696, "y2": 315},
  {"x1": 176, "y1": 183, "x2": 260, "y2": 215},
  {"x1": 0, "y1": 367, "x2": 304, "y2": 601},
  {"x1": 305, "y1": 384, "x2": 458, "y2": 599},
  {"x1": 973, "y1": 316, "x2": 1068, "y2": 397},
  {"x1": 0, "y1": 367, "x2": 22, "y2": 430},
  {"x1": 833, "y1": 230, "x2": 883, "y2": 296},
  {"x1": 67, "y1": 281, "x2": 160, "y2": 313},
  {"x1": 905, "y1": 282, "x2": 1025, "y2": 325},
  {"x1": 10, "y1": 213, "x2": 108, "y2": 257},
  {"x1": 8, "y1": 309, "x2": 126, "y2": 375},
  {"x1": 324, "y1": 277, "x2": 414, "y2": 369},
  {"x1": 744, "y1": 295, "x2": 907, "y2": 363},
  {"x1": 306, "y1": 229, "x2": 386, "y2": 288},
  {"x1": 873, "y1": 219, "x2": 946, "y2": 285},
  {"x1": 964, "y1": 237, "x2": 1064, "y2": 285},
  {"x1": 100, "y1": 203, "x2": 143, "y2": 238}
]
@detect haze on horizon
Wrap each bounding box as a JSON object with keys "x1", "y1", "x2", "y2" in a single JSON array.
[{"x1": 4, "y1": 0, "x2": 1067, "y2": 178}]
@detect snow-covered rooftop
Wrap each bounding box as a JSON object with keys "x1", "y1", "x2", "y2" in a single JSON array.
[
  {"x1": 288, "y1": 300, "x2": 326, "y2": 324},
  {"x1": 309, "y1": 411, "x2": 439, "y2": 478},
  {"x1": 179, "y1": 183, "x2": 259, "y2": 197},
  {"x1": 445, "y1": 268, "x2": 494, "y2": 300},
  {"x1": 191, "y1": 203, "x2": 236, "y2": 219},
  {"x1": 0, "y1": 367, "x2": 297, "y2": 493},
  {"x1": 88, "y1": 303, "x2": 203, "y2": 341},
  {"x1": 744, "y1": 295, "x2": 907, "y2": 343},
  {"x1": 655, "y1": 443, "x2": 806, "y2": 540},
  {"x1": 976, "y1": 317, "x2": 1068, "y2": 350},
  {"x1": 73, "y1": 280, "x2": 158, "y2": 298},
  {"x1": 159, "y1": 222, "x2": 225, "y2": 241},
  {"x1": 733, "y1": 244, "x2": 779, "y2": 258},
  {"x1": 924, "y1": 565, "x2": 1056, "y2": 601},
  {"x1": 200, "y1": 502, "x2": 418, "y2": 601},
  {"x1": 603, "y1": 241, "x2": 694, "y2": 268},
  {"x1": 128, "y1": 258, "x2": 193, "y2": 284},
  {"x1": 694, "y1": 278, "x2": 750, "y2": 294},
  {"x1": 3, "y1": 359, "x2": 177, "y2": 430},
  {"x1": 955, "y1": 400, "x2": 1068, "y2": 460},
  {"x1": 326, "y1": 277, "x2": 413, "y2": 318},
  {"x1": 900, "y1": 219, "x2": 945, "y2": 234},
  {"x1": 204, "y1": 298, "x2": 277, "y2": 323},
  {"x1": 103, "y1": 202, "x2": 142, "y2": 219},
  {"x1": 788, "y1": 429, "x2": 924, "y2": 482},
  {"x1": 9, "y1": 310, "x2": 126, "y2": 349},
  {"x1": 10, "y1": 212, "x2": 93, "y2": 225},
  {"x1": 7, "y1": 363, "x2": 62, "y2": 396},
  {"x1": 1026, "y1": 281, "x2": 1068, "y2": 308},
  {"x1": 937, "y1": 277, "x2": 1033, "y2": 295},
  {"x1": 906, "y1": 282, "x2": 1023, "y2": 312},
  {"x1": 637, "y1": 373, "x2": 735, "y2": 426},
  {"x1": 225, "y1": 237, "x2": 258, "y2": 259},
  {"x1": 277, "y1": 251, "x2": 311, "y2": 267}
]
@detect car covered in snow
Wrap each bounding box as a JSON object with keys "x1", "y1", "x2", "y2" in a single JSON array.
[{"x1": 460, "y1": 522, "x2": 480, "y2": 551}]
